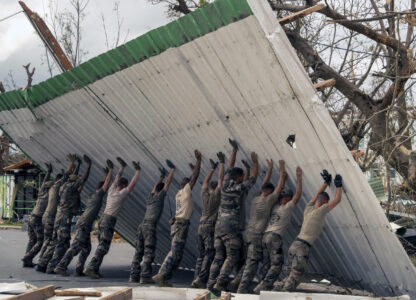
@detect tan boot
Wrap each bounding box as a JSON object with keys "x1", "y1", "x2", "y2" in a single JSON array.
[{"x1": 152, "y1": 273, "x2": 171, "y2": 287}]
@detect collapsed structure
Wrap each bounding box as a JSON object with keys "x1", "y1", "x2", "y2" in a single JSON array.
[{"x1": 0, "y1": 0, "x2": 415, "y2": 297}]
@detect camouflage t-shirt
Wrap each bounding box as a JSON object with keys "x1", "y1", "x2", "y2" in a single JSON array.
[
  {"x1": 81, "y1": 189, "x2": 106, "y2": 224},
  {"x1": 215, "y1": 168, "x2": 256, "y2": 236},
  {"x1": 58, "y1": 177, "x2": 83, "y2": 215},
  {"x1": 42, "y1": 173, "x2": 69, "y2": 221},
  {"x1": 143, "y1": 190, "x2": 167, "y2": 225},
  {"x1": 200, "y1": 187, "x2": 221, "y2": 224},
  {"x1": 31, "y1": 181, "x2": 54, "y2": 217}
]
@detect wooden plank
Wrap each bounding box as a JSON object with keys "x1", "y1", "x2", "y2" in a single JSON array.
[
  {"x1": 55, "y1": 290, "x2": 102, "y2": 297},
  {"x1": 314, "y1": 78, "x2": 336, "y2": 91},
  {"x1": 4, "y1": 285, "x2": 55, "y2": 300},
  {"x1": 217, "y1": 293, "x2": 231, "y2": 300},
  {"x1": 193, "y1": 291, "x2": 210, "y2": 300},
  {"x1": 279, "y1": 4, "x2": 326, "y2": 25},
  {"x1": 99, "y1": 288, "x2": 132, "y2": 300}
]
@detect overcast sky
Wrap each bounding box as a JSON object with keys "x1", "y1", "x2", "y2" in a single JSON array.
[{"x1": 0, "y1": 0, "x2": 170, "y2": 90}]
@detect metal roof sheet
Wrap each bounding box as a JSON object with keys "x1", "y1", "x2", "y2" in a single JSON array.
[{"x1": 0, "y1": 0, "x2": 415, "y2": 298}]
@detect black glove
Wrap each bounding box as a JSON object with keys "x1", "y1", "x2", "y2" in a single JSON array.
[
  {"x1": 103, "y1": 167, "x2": 109, "y2": 174},
  {"x1": 334, "y1": 174, "x2": 343, "y2": 188},
  {"x1": 166, "y1": 159, "x2": 176, "y2": 169},
  {"x1": 210, "y1": 159, "x2": 218, "y2": 170},
  {"x1": 83, "y1": 155, "x2": 91, "y2": 164},
  {"x1": 75, "y1": 155, "x2": 82, "y2": 164},
  {"x1": 159, "y1": 167, "x2": 167, "y2": 178},
  {"x1": 45, "y1": 163, "x2": 52, "y2": 172},
  {"x1": 321, "y1": 169, "x2": 332, "y2": 185},
  {"x1": 106, "y1": 159, "x2": 114, "y2": 169},
  {"x1": 132, "y1": 161, "x2": 141, "y2": 170},
  {"x1": 117, "y1": 157, "x2": 127, "y2": 167},
  {"x1": 217, "y1": 152, "x2": 225, "y2": 163},
  {"x1": 229, "y1": 138, "x2": 239, "y2": 151}
]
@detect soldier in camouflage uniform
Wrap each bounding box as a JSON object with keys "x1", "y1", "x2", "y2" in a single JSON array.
[
  {"x1": 84, "y1": 158, "x2": 141, "y2": 279},
  {"x1": 207, "y1": 140, "x2": 258, "y2": 297},
  {"x1": 129, "y1": 160, "x2": 176, "y2": 284},
  {"x1": 22, "y1": 163, "x2": 54, "y2": 267},
  {"x1": 54, "y1": 160, "x2": 114, "y2": 276},
  {"x1": 191, "y1": 154, "x2": 224, "y2": 289},
  {"x1": 36, "y1": 156, "x2": 76, "y2": 272},
  {"x1": 253, "y1": 166, "x2": 302, "y2": 293},
  {"x1": 273, "y1": 171, "x2": 343, "y2": 291},
  {"x1": 152, "y1": 150, "x2": 201, "y2": 287},
  {"x1": 45, "y1": 155, "x2": 91, "y2": 273}
]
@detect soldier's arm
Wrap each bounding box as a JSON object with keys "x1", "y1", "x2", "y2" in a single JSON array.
[
  {"x1": 228, "y1": 138, "x2": 238, "y2": 168},
  {"x1": 66, "y1": 154, "x2": 75, "y2": 174},
  {"x1": 41, "y1": 163, "x2": 52, "y2": 188},
  {"x1": 242, "y1": 160, "x2": 250, "y2": 181},
  {"x1": 102, "y1": 160, "x2": 114, "y2": 192},
  {"x1": 78, "y1": 155, "x2": 92, "y2": 192},
  {"x1": 292, "y1": 167, "x2": 302, "y2": 205},
  {"x1": 202, "y1": 159, "x2": 218, "y2": 189},
  {"x1": 127, "y1": 161, "x2": 141, "y2": 193},
  {"x1": 274, "y1": 160, "x2": 287, "y2": 195},
  {"x1": 329, "y1": 175, "x2": 342, "y2": 211},
  {"x1": 164, "y1": 165, "x2": 175, "y2": 192},
  {"x1": 311, "y1": 169, "x2": 332, "y2": 204},
  {"x1": 152, "y1": 167, "x2": 166, "y2": 194},
  {"x1": 217, "y1": 152, "x2": 225, "y2": 189},
  {"x1": 261, "y1": 159, "x2": 273, "y2": 189},
  {"x1": 250, "y1": 152, "x2": 259, "y2": 181},
  {"x1": 73, "y1": 155, "x2": 82, "y2": 175},
  {"x1": 189, "y1": 150, "x2": 202, "y2": 190}
]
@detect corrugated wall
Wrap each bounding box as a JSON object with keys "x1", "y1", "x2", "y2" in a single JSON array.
[{"x1": 0, "y1": 0, "x2": 415, "y2": 297}]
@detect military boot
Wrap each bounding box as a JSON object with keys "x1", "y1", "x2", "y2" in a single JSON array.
[
  {"x1": 84, "y1": 268, "x2": 101, "y2": 279},
  {"x1": 191, "y1": 278, "x2": 206, "y2": 289},
  {"x1": 140, "y1": 277, "x2": 155, "y2": 284},
  {"x1": 54, "y1": 267, "x2": 69, "y2": 277},
  {"x1": 152, "y1": 273, "x2": 171, "y2": 287}
]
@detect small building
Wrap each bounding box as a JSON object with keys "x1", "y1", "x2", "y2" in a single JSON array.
[{"x1": 0, "y1": 159, "x2": 44, "y2": 220}]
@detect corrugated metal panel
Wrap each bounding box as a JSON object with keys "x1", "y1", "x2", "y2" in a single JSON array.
[{"x1": 0, "y1": 0, "x2": 415, "y2": 298}]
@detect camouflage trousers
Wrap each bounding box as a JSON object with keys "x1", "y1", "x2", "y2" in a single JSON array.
[
  {"x1": 130, "y1": 222, "x2": 157, "y2": 280},
  {"x1": 256, "y1": 232, "x2": 284, "y2": 290},
  {"x1": 85, "y1": 214, "x2": 117, "y2": 273},
  {"x1": 56, "y1": 217, "x2": 92, "y2": 273},
  {"x1": 23, "y1": 215, "x2": 44, "y2": 262},
  {"x1": 46, "y1": 213, "x2": 73, "y2": 272},
  {"x1": 37, "y1": 214, "x2": 68, "y2": 268},
  {"x1": 273, "y1": 239, "x2": 310, "y2": 291},
  {"x1": 39, "y1": 217, "x2": 55, "y2": 259},
  {"x1": 238, "y1": 234, "x2": 263, "y2": 292},
  {"x1": 193, "y1": 222, "x2": 215, "y2": 283},
  {"x1": 207, "y1": 232, "x2": 243, "y2": 289},
  {"x1": 158, "y1": 219, "x2": 190, "y2": 279}
]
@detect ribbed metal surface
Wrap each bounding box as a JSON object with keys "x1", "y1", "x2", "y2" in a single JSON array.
[{"x1": 0, "y1": 0, "x2": 415, "y2": 297}]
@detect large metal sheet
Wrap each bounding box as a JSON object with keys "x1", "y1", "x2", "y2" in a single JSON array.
[{"x1": 0, "y1": 0, "x2": 415, "y2": 298}]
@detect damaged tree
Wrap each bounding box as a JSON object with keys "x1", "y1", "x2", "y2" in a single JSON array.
[{"x1": 149, "y1": 0, "x2": 416, "y2": 198}]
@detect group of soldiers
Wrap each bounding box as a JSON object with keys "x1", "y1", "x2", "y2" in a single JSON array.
[{"x1": 23, "y1": 139, "x2": 343, "y2": 296}]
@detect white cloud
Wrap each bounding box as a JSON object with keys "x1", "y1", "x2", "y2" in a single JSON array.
[{"x1": 0, "y1": 0, "x2": 169, "y2": 89}]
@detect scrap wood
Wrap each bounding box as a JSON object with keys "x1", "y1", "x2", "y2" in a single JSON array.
[
  {"x1": 314, "y1": 78, "x2": 336, "y2": 91},
  {"x1": 193, "y1": 291, "x2": 210, "y2": 300},
  {"x1": 55, "y1": 290, "x2": 101, "y2": 297},
  {"x1": 4, "y1": 285, "x2": 54, "y2": 300},
  {"x1": 217, "y1": 293, "x2": 231, "y2": 300},
  {"x1": 279, "y1": 4, "x2": 326, "y2": 25},
  {"x1": 99, "y1": 288, "x2": 132, "y2": 300}
]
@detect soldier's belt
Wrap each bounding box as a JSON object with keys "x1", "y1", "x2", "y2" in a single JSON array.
[{"x1": 295, "y1": 237, "x2": 312, "y2": 248}]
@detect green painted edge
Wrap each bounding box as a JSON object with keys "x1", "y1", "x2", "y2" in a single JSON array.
[{"x1": 0, "y1": 0, "x2": 252, "y2": 112}]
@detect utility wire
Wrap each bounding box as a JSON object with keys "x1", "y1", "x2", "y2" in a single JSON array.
[{"x1": 0, "y1": 11, "x2": 23, "y2": 23}]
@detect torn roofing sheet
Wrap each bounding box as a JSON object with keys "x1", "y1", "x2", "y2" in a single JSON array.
[{"x1": 0, "y1": 0, "x2": 415, "y2": 297}]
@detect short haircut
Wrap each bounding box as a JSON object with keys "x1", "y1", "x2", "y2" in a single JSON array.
[
  {"x1": 181, "y1": 177, "x2": 190, "y2": 188},
  {"x1": 210, "y1": 181, "x2": 218, "y2": 190},
  {"x1": 155, "y1": 182, "x2": 165, "y2": 192},
  {"x1": 262, "y1": 182, "x2": 274, "y2": 193},
  {"x1": 279, "y1": 189, "x2": 294, "y2": 200},
  {"x1": 118, "y1": 177, "x2": 128, "y2": 188},
  {"x1": 230, "y1": 167, "x2": 244, "y2": 180},
  {"x1": 96, "y1": 181, "x2": 104, "y2": 190},
  {"x1": 56, "y1": 174, "x2": 63, "y2": 180},
  {"x1": 318, "y1": 192, "x2": 330, "y2": 202}
]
